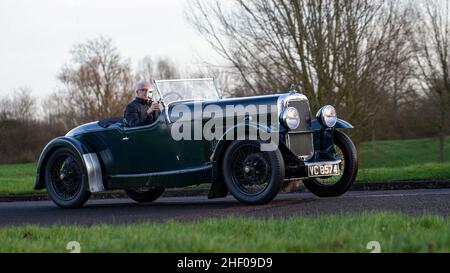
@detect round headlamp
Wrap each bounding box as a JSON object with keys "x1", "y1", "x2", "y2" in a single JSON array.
[
  {"x1": 282, "y1": 107, "x2": 300, "y2": 130},
  {"x1": 317, "y1": 105, "x2": 337, "y2": 128}
]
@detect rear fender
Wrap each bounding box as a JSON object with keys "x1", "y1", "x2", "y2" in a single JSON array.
[{"x1": 34, "y1": 136, "x2": 104, "y2": 193}]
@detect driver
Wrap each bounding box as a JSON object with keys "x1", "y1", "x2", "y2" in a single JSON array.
[{"x1": 124, "y1": 80, "x2": 161, "y2": 127}]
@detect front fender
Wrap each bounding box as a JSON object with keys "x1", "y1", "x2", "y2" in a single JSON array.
[
  {"x1": 309, "y1": 119, "x2": 353, "y2": 162},
  {"x1": 211, "y1": 122, "x2": 275, "y2": 165},
  {"x1": 34, "y1": 136, "x2": 104, "y2": 193},
  {"x1": 312, "y1": 118, "x2": 354, "y2": 131},
  {"x1": 208, "y1": 122, "x2": 276, "y2": 199}
]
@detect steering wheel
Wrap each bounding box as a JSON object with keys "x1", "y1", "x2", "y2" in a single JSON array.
[{"x1": 163, "y1": 91, "x2": 183, "y2": 103}]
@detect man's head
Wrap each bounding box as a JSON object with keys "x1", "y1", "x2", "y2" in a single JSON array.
[{"x1": 135, "y1": 80, "x2": 153, "y2": 100}]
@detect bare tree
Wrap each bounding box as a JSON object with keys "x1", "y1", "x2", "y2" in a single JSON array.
[
  {"x1": 57, "y1": 35, "x2": 134, "y2": 125},
  {"x1": 136, "y1": 56, "x2": 238, "y2": 97},
  {"x1": 0, "y1": 87, "x2": 59, "y2": 163},
  {"x1": 0, "y1": 87, "x2": 36, "y2": 122},
  {"x1": 136, "y1": 56, "x2": 181, "y2": 81},
  {"x1": 413, "y1": 0, "x2": 450, "y2": 162},
  {"x1": 40, "y1": 91, "x2": 77, "y2": 131},
  {"x1": 368, "y1": 3, "x2": 418, "y2": 140},
  {"x1": 186, "y1": 0, "x2": 414, "y2": 142},
  {"x1": 186, "y1": 64, "x2": 239, "y2": 97},
  {"x1": 0, "y1": 97, "x2": 11, "y2": 121}
]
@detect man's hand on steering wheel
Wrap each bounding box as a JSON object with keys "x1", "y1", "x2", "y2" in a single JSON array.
[{"x1": 147, "y1": 102, "x2": 161, "y2": 115}]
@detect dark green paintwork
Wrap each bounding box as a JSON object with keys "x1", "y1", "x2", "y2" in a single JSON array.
[{"x1": 35, "y1": 92, "x2": 354, "y2": 191}]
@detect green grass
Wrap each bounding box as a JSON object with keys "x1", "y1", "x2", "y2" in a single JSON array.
[
  {"x1": 0, "y1": 137, "x2": 449, "y2": 195},
  {"x1": 0, "y1": 163, "x2": 39, "y2": 195},
  {"x1": 357, "y1": 162, "x2": 450, "y2": 182},
  {"x1": 354, "y1": 136, "x2": 450, "y2": 182},
  {"x1": 0, "y1": 213, "x2": 448, "y2": 252},
  {"x1": 359, "y1": 137, "x2": 450, "y2": 168}
]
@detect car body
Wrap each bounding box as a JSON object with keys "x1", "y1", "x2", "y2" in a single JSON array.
[{"x1": 35, "y1": 78, "x2": 358, "y2": 208}]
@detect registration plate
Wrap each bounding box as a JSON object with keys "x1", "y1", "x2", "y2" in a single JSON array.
[{"x1": 307, "y1": 162, "x2": 340, "y2": 177}]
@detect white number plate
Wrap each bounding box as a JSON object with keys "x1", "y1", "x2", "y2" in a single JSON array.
[{"x1": 307, "y1": 163, "x2": 340, "y2": 177}]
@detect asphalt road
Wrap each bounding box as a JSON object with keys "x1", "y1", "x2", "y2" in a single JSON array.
[{"x1": 0, "y1": 189, "x2": 449, "y2": 227}]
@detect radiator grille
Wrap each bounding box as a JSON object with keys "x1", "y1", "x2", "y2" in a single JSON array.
[
  {"x1": 287, "y1": 100, "x2": 312, "y2": 132},
  {"x1": 286, "y1": 99, "x2": 314, "y2": 159},
  {"x1": 287, "y1": 133, "x2": 314, "y2": 159}
]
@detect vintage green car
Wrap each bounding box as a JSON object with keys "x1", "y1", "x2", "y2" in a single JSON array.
[{"x1": 34, "y1": 78, "x2": 358, "y2": 208}]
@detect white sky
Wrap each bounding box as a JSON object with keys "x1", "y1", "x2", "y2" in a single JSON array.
[{"x1": 0, "y1": 0, "x2": 219, "y2": 98}]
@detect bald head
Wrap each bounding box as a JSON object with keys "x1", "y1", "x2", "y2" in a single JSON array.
[
  {"x1": 136, "y1": 80, "x2": 152, "y2": 92},
  {"x1": 135, "y1": 80, "x2": 153, "y2": 99}
]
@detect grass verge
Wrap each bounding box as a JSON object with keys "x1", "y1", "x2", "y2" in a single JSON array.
[
  {"x1": 0, "y1": 163, "x2": 38, "y2": 195},
  {"x1": 0, "y1": 212, "x2": 448, "y2": 253},
  {"x1": 359, "y1": 137, "x2": 450, "y2": 168},
  {"x1": 357, "y1": 162, "x2": 450, "y2": 182}
]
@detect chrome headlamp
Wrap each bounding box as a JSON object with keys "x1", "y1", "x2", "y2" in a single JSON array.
[
  {"x1": 317, "y1": 105, "x2": 337, "y2": 128},
  {"x1": 282, "y1": 107, "x2": 300, "y2": 130}
]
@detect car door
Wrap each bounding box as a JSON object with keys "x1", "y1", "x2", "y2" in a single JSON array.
[
  {"x1": 165, "y1": 101, "x2": 214, "y2": 170},
  {"x1": 122, "y1": 119, "x2": 180, "y2": 175}
]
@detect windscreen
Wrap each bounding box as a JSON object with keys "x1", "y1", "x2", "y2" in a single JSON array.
[{"x1": 154, "y1": 79, "x2": 220, "y2": 105}]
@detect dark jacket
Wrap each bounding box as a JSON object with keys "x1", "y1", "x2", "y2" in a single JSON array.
[{"x1": 124, "y1": 97, "x2": 154, "y2": 127}]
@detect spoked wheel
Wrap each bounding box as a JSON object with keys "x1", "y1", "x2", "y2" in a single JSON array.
[
  {"x1": 125, "y1": 187, "x2": 165, "y2": 203},
  {"x1": 45, "y1": 148, "x2": 91, "y2": 208},
  {"x1": 223, "y1": 140, "x2": 285, "y2": 205},
  {"x1": 303, "y1": 130, "x2": 358, "y2": 197}
]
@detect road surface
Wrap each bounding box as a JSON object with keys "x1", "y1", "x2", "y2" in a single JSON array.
[{"x1": 0, "y1": 189, "x2": 449, "y2": 226}]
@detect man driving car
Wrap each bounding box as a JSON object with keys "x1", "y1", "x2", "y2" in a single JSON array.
[{"x1": 124, "y1": 80, "x2": 161, "y2": 127}]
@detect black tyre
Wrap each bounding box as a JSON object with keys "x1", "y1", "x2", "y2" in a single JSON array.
[
  {"x1": 125, "y1": 187, "x2": 165, "y2": 203},
  {"x1": 45, "y1": 147, "x2": 91, "y2": 208},
  {"x1": 222, "y1": 140, "x2": 285, "y2": 205},
  {"x1": 303, "y1": 130, "x2": 358, "y2": 197}
]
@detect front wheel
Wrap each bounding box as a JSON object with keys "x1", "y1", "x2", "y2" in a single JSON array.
[
  {"x1": 125, "y1": 187, "x2": 165, "y2": 203},
  {"x1": 45, "y1": 147, "x2": 91, "y2": 208},
  {"x1": 303, "y1": 130, "x2": 358, "y2": 197},
  {"x1": 222, "y1": 140, "x2": 285, "y2": 205}
]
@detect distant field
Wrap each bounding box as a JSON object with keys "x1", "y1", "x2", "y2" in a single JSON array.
[
  {"x1": 356, "y1": 136, "x2": 450, "y2": 182},
  {"x1": 0, "y1": 137, "x2": 449, "y2": 195},
  {"x1": 359, "y1": 137, "x2": 450, "y2": 168},
  {"x1": 0, "y1": 213, "x2": 448, "y2": 252},
  {"x1": 0, "y1": 163, "x2": 37, "y2": 195}
]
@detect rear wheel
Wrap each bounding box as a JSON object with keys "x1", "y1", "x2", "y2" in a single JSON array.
[
  {"x1": 303, "y1": 130, "x2": 358, "y2": 197},
  {"x1": 125, "y1": 187, "x2": 165, "y2": 203},
  {"x1": 222, "y1": 140, "x2": 285, "y2": 205},
  {"x1": 45, "y1": 147, "x2": 91, "y2": 208}
]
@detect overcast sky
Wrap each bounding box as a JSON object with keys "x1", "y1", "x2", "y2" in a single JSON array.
[{"x1": 0, "y1": 0, "x2": 218, "y2": 98}]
